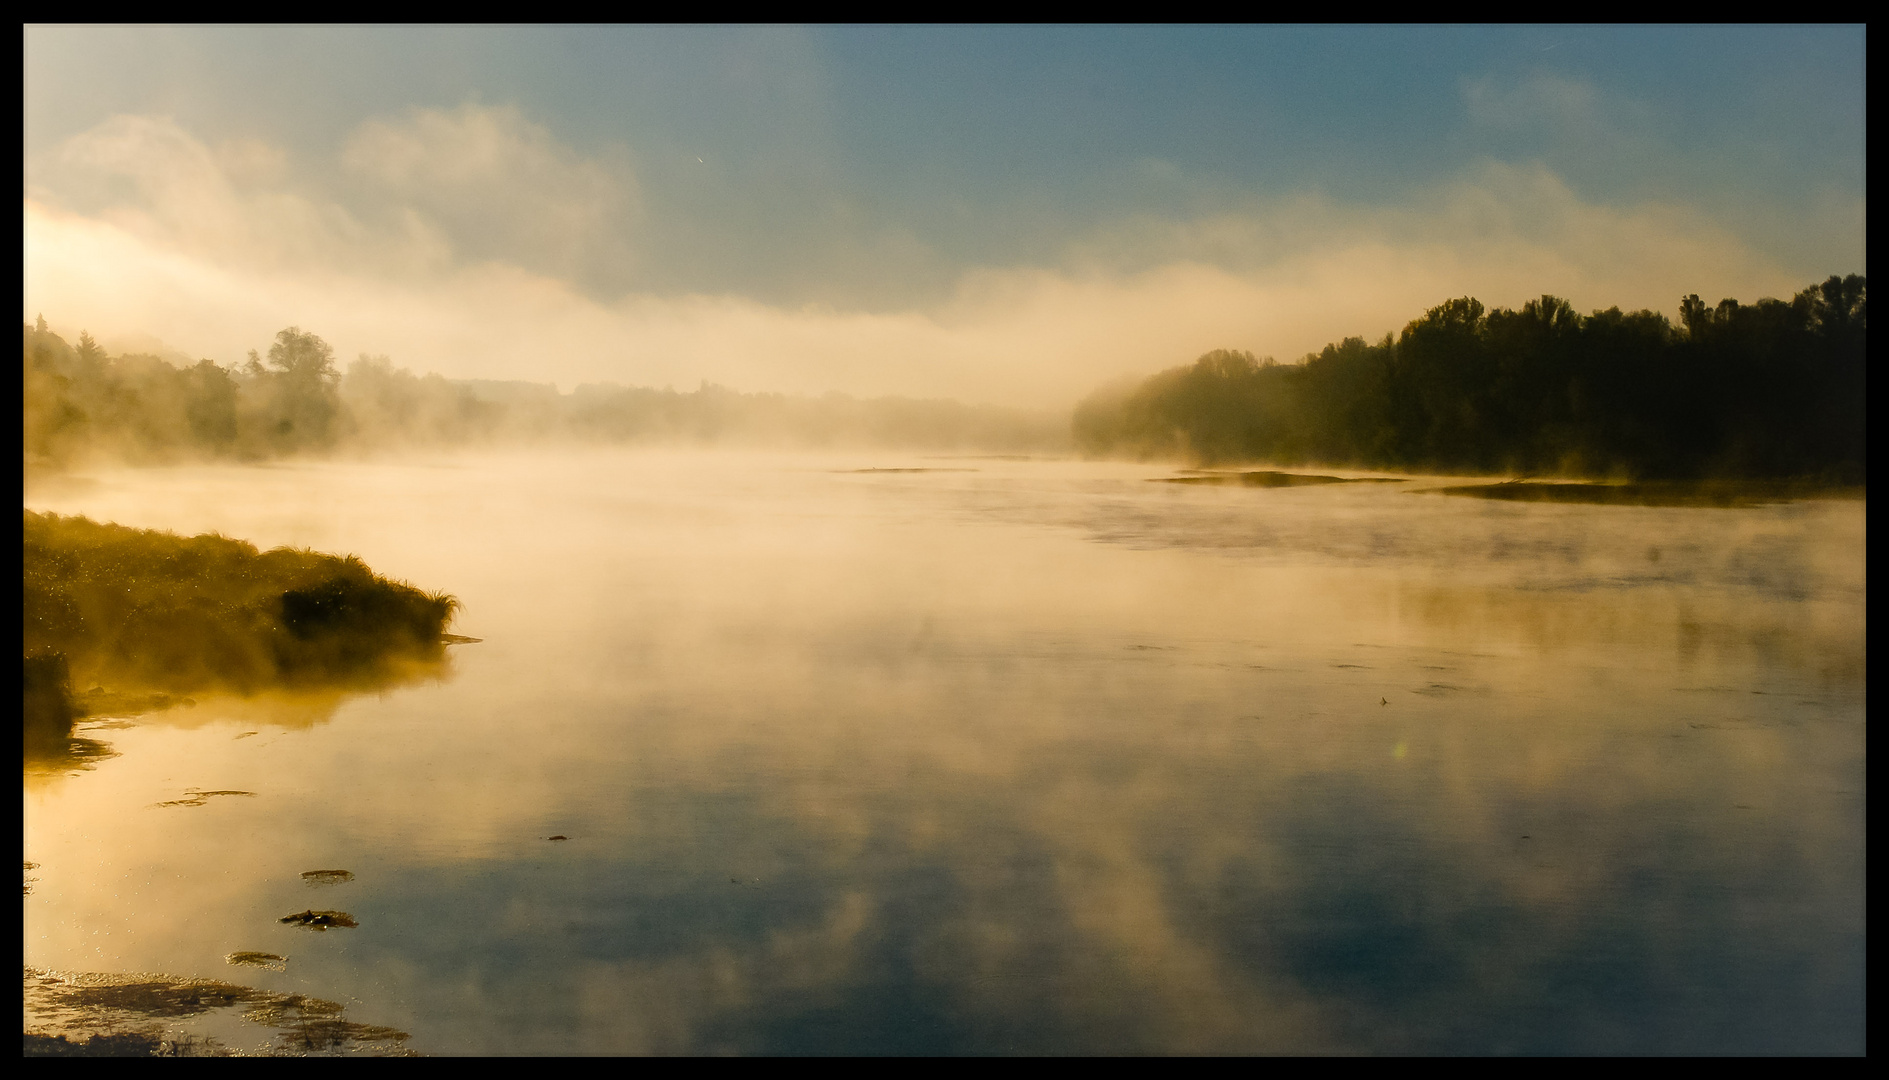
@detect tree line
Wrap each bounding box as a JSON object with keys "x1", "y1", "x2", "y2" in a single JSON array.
[
  {"x1": 22, "y1": 319, "x2": 1068, "y2": 468},
  {"x1": 1074, "y1": 275, "x2": 1865, "y2": 481}
]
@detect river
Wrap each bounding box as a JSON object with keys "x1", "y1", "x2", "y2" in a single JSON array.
[{"x1": 22, "y1": 449, "x2": 1867, "y2": 1054}]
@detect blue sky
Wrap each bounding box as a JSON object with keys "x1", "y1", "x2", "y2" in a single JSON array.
[{"x1": 23, "y1": 25, "x2": 1866, "y2": 404}]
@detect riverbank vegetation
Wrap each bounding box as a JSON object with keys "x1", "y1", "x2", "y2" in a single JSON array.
[
  {"x1": 22, "y1": 320, "x2": 1066, "y2": 471},
  {"x1": 23, "y1": 511, "x2": 459, "y2": 752},
  {"x1": 1075, "y1": 275, "x2": 1866, "y2": 482},
  {"x1": 23, "y1": 966, "x2": 413, "y2": 1056}
]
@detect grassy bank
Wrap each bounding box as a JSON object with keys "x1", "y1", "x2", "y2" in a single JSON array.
[{"x1": 24, "y1": 511, "x2": 459, "y2": 749}]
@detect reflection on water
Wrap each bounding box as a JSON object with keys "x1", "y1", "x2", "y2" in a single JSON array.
[
  {"x1": 25, "y1": 666, "x2": 458, "y2": 792},
  {"x1": 22, "y1": 450, "x2": 1866, "y2": 1054}
]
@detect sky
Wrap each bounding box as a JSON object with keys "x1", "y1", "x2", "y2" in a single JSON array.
[{"x1": 23, "y1": 25, "x2": 1867, "y2": 407}]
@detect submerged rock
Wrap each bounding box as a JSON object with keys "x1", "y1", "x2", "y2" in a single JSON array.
[
  {"x1": 152, "y1": 790, "x2": 255, "y2": 809},
  {"x1": 279, "y1": 909, "x2": 357, "y2": 930},
  {"x1": 299, "y1": 870, "x2": 354, "y2": 886}
]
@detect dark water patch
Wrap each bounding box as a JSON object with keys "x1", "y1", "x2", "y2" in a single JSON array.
[
  {"x1": 1155, "y1": 471, "x2": 1406, "y2": 488},
  {"x1": 224, "y1": 952, "x2": 287, "y2": 971},
  {"x1": 326, "y1": 786, "x2": 1148, "y2": 1054},
  {"x1": 355, "y1": 759, "x2": 1868, "y2": 1054},
  {"x1": 1147, "y1": 773, "x2": 1864, "y2": 1054}
]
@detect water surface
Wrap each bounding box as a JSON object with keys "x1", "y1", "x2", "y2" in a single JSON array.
[{"x1": 23, "y1": 451, "x2": 1866, "y2": 1054}]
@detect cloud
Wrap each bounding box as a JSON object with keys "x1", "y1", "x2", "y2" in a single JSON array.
[
  {"x1": 28, "y1": 113, "x2": 454, "y2": 281},
  {"x1": 25, "y1": 113, "x2": 1812, "y2": 409},
  {"x1": 342, "y1": 103, "x2": 638, "y2": 283}
]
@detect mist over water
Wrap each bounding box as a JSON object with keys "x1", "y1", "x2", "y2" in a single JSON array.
[{"x1": 22, "y1": 449, "x2": 1864, "y2": 1054}]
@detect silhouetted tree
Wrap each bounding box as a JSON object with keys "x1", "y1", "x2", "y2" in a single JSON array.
[
  {"x1": 182, "y1": 359, "x2": 239, "y2": 450},
  {"x1": 1075, "y1": 276, "x2": 1865, "y2": 482},
  {"x1": 74, "y1": 330, "x2": 105, "y2": 376},
  {"x1": 246, "y1": 327, "x2": 342, "y2": 453}
]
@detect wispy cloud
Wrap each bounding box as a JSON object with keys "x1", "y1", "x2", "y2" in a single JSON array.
[
  {"x1": 1461, "y1": 71, "x2": 1607, "y2": 133},
  {"x1": 342, "y1": 103, "x2": 639, "y2": 283}
]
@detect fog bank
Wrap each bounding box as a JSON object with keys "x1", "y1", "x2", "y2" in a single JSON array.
[{"x1": 25, "y1": 111, "x2": 1818, "y2": 410}]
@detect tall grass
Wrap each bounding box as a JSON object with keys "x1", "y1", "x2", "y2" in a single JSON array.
[{"x1": 23, "y1": 511, "x2": 459, "y2": 730}]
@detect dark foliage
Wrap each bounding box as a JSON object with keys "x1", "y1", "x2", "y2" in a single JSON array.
[
  {"x1": 24, "y1": 652, "x2": 78, "y2": 756},
  {"x1": 1075, "y1": 276, "x2": 1865, "y2": 481},
  {"x1": 23, "y1": 319, "x2": 341, "y2": 467}
]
